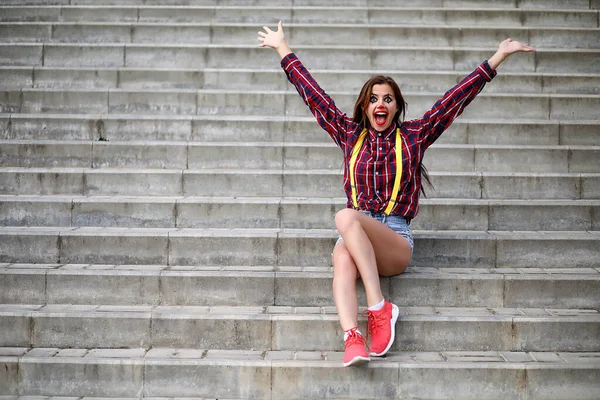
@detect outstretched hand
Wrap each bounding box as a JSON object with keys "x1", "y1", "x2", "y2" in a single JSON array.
[
  {"x1": 488, "y1": 38, "x2": 535, "y2": 70},
  {"x1": 258, "y1": 21, "x2": 285, "y2": 50},
  {"x1": 257, "y1": 21, "x2": 292, "y2": 60},
  {"x1": 498, "y1": 38, "x2": 535, "y2": 56}
]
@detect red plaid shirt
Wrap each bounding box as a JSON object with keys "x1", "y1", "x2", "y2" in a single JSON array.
[{"x1": 281, "y1": 53, "x2": 497, "y2": 220}]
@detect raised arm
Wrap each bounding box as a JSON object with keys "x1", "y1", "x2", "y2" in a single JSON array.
[
  {"x1": 258, "y1": 21, "x2": 358, "y2": 151},
  {"x1": 415, "y1": 38, "x2": 535, "y2": 150}
]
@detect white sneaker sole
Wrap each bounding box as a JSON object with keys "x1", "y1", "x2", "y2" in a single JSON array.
[
  {"x1": 343, "y1": 355, "x2": 370, "y2": 367},
  {"x1": 369, "y1": 303, "x2": 399, "y2": 357}
]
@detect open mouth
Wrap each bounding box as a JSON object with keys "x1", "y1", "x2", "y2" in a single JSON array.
[{"x1": 374, "y1": 111, "x2": 388, "y2": 126}]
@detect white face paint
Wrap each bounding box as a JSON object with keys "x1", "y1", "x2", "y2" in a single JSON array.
[{"x1": 366, "y1": 83, "x2": 398, "y2": 132}]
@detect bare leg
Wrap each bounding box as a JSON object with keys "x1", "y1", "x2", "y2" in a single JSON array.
[
  {"x1": 332, "y1": 241, "x2": 360, "y2": 331},
  {"x1": 334, "y1": 209, "x2": 412, "y2": 307}
]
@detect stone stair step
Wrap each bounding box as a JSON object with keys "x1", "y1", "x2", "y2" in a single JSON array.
[
  {"x1": 3, "y1": 88, "x2": 599, "y2": 120},
  {"x1": 0, "y1": 0, "x2": 596, "y2": 8},
  {"x1": 2, "y1": 114, "x2": 598, "y2": 146},
  {"x1": 3, "y1": 66, "x2": 600, "y2": 95},
  {"x1": 0, "y1": 227, "x2": 597, "y2": 268},
  {"x1": 2, "y1": 22, "x2": 599, "y2": 50},
  {"x1": 2, "y1": 43, "x2": 599, "y2": 73},
  {"x1": 1, "y1": 6, "x2": 598, "y2": 28},
  {"x1": 0, "y1": 0, "x2": 597, "y2": 397},
  {"x1": 1, "y1": 303, "x2": 599, "y2": 352},
  {"x1": 1, "y1": 347, "x2": 598, "y2": 399},
  {"x1": 1, "y1": 195, "x2": 598, "y2": 231},
  {"x1": 0, "y1": 0, "x2": 600, "y2": 10},
  {"x1": 1, "y1": 167, "x2": 597, "y2": 199},
  {"x1": 1, "y1": 140, "x2": 598, "y2": 173},
  {"x1": 1, "y1": 67, "x2": 599, "y2": 96},
  {"x1": 1, "y1": 263, "x2": 599, "y2": 309}
]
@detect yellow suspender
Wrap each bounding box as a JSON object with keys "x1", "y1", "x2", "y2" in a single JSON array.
[
  {"x1": 349, "y1": 128, "x2": 403, "y2": 216},
  {"x1": 349, "y1": 128, "x2": 369, "y2": 210}
]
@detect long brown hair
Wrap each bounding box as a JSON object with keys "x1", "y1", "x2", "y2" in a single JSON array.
[{"x1": 352, "y1": 75, "x2": 432, "y2": 196}]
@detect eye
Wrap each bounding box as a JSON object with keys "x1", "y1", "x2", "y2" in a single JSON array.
[
  {"x1": 370, "y1": 95, "x2": 377, "y2": 103},
  {"x1": 384, "y1": 96, "x2": 393, "y2": 104}
]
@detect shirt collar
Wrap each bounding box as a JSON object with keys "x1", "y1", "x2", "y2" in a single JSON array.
[{"x1": 369, "y1": 122, "x2": 397, "y2": 140}]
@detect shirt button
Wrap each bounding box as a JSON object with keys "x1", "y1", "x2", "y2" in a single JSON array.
[
  {"x1": 375, "y1": 172, "x2": 379, "y2": 175},
  {"x1": 378, "y1": 133, "x2": 382, "y2": 137},
  {"x1": 379, "y1": 147, "x2": 382, "y2": 150}
]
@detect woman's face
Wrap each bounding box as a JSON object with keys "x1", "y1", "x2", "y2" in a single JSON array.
[{"x1": 365, "y1": 83, "x2": 398, "y2": 132}]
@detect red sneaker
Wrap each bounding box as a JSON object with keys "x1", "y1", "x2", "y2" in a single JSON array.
[
  {"x1": 365, "y1": 301, "x2": 399, "y2": 357},
  {"x1": 343, "y1": 327, "x2": 370, "y2": 367}
]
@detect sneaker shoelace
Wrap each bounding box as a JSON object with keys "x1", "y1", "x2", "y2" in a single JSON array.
[
  {"x1": 362, "y1": 309, "x2": 386, "y2": 342},
  {"x1": 344, "y1": 327, "x2": 365, "y2": 349}
]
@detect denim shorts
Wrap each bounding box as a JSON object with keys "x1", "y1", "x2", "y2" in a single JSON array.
[{"x1": 335, "y1": 210, "x2": 414, "y2": 250}]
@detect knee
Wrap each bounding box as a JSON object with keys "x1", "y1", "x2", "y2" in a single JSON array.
[
  {"x1": 332, "y1": 244, "x2": 358, "y2": 278},
  {"x1": 333, "y1": 246, "x2": 352, "y2": 270},
  {"x1": 334, "y1": 208, "x2": 361, "y2": 235}
]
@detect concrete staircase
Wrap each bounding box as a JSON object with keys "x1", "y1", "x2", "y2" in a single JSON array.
[{"x1": 0, "y1": 1, "x2": 599, "y2": 398}]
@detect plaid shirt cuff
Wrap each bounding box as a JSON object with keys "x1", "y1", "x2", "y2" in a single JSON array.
[
  {"x1": 479, "y1": 60, "x2": 498, "y2": 82},
  {"x1": 281, "y1": 52, "x2": 298, "y2": 72}
]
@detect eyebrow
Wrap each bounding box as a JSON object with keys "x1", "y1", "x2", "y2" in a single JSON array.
[{"x1": 371, "y1": 93, "x2": 394, "y2": 99}]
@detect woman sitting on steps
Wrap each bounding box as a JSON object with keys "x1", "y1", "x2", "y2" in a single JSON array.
[{"x1": 258, "y1": 21, "x2": 534, "y2": 367}]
